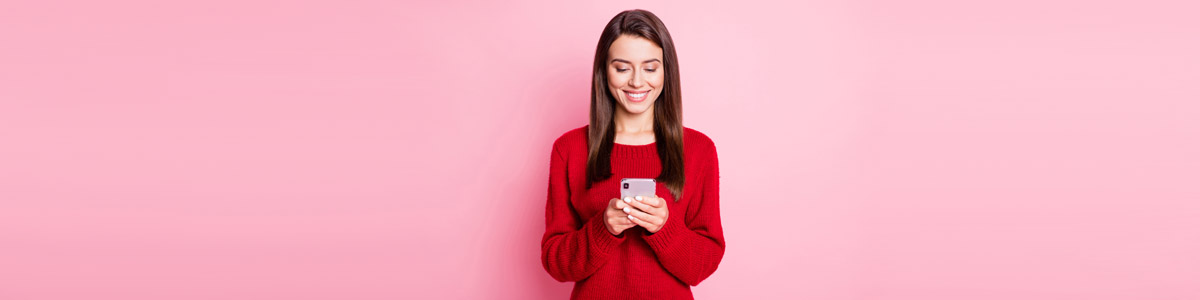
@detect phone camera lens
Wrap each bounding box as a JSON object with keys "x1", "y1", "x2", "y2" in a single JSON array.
[{"x1": 623, "y1": 183, "x2": 629, "y2": 189}]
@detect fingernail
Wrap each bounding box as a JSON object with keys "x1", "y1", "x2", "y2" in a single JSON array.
[
  {"x1": 635, "y1": 196, "x2": 643, "y2": 201},
  {"x1": 627, "y1": 215, "x2": 635, "y2": 220},
  {"x1": 623, "y1": 197, "x2": 631, "y2": 203},
  {"x1": 623, "y1": 207, "x2": 631, "y2": 213}
]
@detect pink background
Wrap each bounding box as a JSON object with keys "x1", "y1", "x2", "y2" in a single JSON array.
[{"x1": 2, "y1": 0, "x2": 1198, "y2": 299}]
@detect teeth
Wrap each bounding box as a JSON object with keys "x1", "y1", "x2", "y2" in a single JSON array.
[{"x1": 628, "y1": 92, "x2": 647, "y2": 97}]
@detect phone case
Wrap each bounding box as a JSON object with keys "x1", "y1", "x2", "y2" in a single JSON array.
[{"x1": 620, "y1": 178, "x2": 656, "y2": 198}]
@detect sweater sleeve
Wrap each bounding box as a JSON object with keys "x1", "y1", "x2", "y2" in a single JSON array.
[
  {"x1": 642, "y1": 143, "x2": 726, "y2": 286},
  {"x1": 540, "y1": 141, "x2": 626, "y2": 282}
]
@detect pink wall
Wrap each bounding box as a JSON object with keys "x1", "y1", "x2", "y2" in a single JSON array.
[{"x1": 2, "y1": 0, "x2": 1198, "y2": 299}]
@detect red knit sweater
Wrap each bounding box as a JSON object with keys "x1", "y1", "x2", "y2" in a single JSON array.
[{"x1": 541, "y1": 126, "x2": 725, "y2": 300}]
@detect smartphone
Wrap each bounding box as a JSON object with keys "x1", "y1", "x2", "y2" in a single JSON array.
[{"x1": 620, "y1": 178, "x2": 656, "y2": 199}]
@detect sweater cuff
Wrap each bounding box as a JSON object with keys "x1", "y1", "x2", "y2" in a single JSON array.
[
  {"x1": 588, "y1": 211, "x2": 626, "y2": 251},
  {"x1": 643, "y1": 213, "x2": 686, "y2": 252}
]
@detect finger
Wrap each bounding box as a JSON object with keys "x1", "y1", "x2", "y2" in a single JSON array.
[
  {"x1": 636, "y1": 195, "x2": 665, "y2": 208},
  {"x1": 627, "y1": 197, "x2": 655, "y2": 213},
  {"x1": 610, "y1": 208, "x2": 634, "y2": 223},
  {"x1": 611, "y1": 198, "x2": 627, "y2": 210},
  {"x1": 627, "y1": 213, "x2": 656, "y2": 229},
  {"x1": 634, "y1": 195, "x2": 657, "y2": 207},
  {"x1": 623, "y1": 206, "x2": 660, "y2": 224},
  {"x1": 608, "y1": 213, "x2": 632, "y2": 225},
  {"x1": 647, "y1": 196, "x2": 665, "y2": 207},
  {"x1": 609, "y1": 207, "x2": 633, "y2": 221},
  {"x1": 620, "y1": 215, "x2": 635, "y2": 225}
]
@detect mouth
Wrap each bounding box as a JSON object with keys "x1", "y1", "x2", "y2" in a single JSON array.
[{"x1": 623, "y1": 89, "x2": 651, "y2": 103}]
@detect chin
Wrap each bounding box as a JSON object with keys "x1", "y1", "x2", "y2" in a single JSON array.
[{"x1": 620, "y1": 102, "x2": 654, "y2": 115}]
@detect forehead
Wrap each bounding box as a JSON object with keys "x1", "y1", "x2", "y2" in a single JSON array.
[{"x1": 608, "y1": 35, "x2": 663, "y2": 62}]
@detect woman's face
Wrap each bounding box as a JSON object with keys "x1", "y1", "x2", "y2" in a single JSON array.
[{"x1": 607, "y1": 34, "x2": 665, "y2": 116}]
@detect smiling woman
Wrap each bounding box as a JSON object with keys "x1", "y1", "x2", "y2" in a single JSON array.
[
  {"x1": 588, "y1": 9, "x2": 684, "y2": 201},
  {"x1": 540, "y1": 9, "x2": 725, "y2": 300}
]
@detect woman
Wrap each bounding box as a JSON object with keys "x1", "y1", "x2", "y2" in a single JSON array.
[{"x1": 541, "y1": 9, "x2": 725, "y2": 299}]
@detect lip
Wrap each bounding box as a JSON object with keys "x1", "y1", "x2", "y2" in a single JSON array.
[{"x1": 623, "y1": 89, "x2": 651, "y2": 103}]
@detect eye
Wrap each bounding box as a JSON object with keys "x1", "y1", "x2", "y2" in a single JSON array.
[
  {"x1": 644, "y1": 68, "x2": 657, "y2": 73},
  {"x1": 615, "y1": 68, "x2": 629, "y2": 72}
]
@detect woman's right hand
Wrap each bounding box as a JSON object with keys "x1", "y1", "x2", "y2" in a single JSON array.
[{"x1": 605, "y1": 198, "x2": 637, "y2": 235}]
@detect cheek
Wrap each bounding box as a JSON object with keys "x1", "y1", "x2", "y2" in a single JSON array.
[
  {"x1": 648, "y1": 73, "x2": 665, "y2": 87},
  {"x1": 607, "y1": 71, "x2": 626, "y2": 87},
  {"x1": 606, "y1": 79, "x2": 622, "y2": 99},
  {"x1": 649, "y1": 74, "x2": 665, "y2": 99}
]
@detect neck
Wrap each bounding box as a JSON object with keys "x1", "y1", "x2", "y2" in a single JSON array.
[{"x1": 614, "y1": 104, "x2": 655, "y2": 134}]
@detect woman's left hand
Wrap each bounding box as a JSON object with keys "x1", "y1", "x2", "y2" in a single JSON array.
[{"x1": 622, "y1": 195, "x2": 669, "y2": 233}]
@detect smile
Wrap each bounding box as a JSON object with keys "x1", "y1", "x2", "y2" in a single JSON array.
[{"x1": 624, "y1": 89, "x2": 650, "y2": 102}]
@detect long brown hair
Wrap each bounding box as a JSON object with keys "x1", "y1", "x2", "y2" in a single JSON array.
[{"x1": 586, "y1": 9, "x2": 684, "y2": 201}]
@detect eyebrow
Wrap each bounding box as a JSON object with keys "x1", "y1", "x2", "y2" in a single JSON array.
[{"x1": 610, "y1": 58, "x2": 662, "y2": 64}]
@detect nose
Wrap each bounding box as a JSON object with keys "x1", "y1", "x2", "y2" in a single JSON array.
[{"x1": 628, "y1": 69, "x2": 645, "y2": 88}]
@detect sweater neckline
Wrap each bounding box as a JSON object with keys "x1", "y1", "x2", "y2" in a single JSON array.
[{"x1": 612, "y1": 142, "x2": 657, "y2": 159}]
